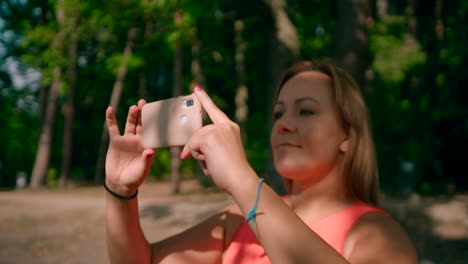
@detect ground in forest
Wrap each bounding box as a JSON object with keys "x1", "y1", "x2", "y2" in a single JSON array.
[{"x1": 0, "y1": 180, "x2": 466, "y2": 264}]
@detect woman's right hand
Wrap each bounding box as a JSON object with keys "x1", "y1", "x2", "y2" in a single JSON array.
[{"x1": 105, "y1": 99, "x2": 154, "y2": 197}]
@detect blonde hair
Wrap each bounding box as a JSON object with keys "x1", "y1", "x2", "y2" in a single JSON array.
[{"x1": 274, "y1": 60, "x2": 380, "y2": 206}]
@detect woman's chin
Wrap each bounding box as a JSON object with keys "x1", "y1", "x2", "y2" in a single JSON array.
[
  {"x1": 276, "y1": 167, "x2": 306, "y2": 180},
  {"x1": 276, "y1": 164, "x2": 333, "y2": 183},
  {"x1": 275, "y1": 158, "x2": 312, "y2": 175}
]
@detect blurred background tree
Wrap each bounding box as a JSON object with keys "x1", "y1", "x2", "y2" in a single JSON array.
[{"x1": 0, "y1": 0, "x2": 466, "y2": 196}]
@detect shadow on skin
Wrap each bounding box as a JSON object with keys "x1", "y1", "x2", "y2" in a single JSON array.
[
  {"x1": 140, "y1": 204, "x2": 172, "y2": 220},
  {"x1": 150, "y1": 210, "x2": 245, "y2": 263}
]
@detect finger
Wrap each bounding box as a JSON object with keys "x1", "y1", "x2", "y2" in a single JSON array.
[
  {"x1": 136, "y1": 99, "x2": 146, "y2": 135},
  {"x1": 124, "y1": 105, "x2": 139, "y2": 135},
  {"x1": 180, "y1": 144, "x2": 190, "y2": 159},
  {"x1": 180, "y1": 124, "x2": 214, "y2": 159},
  {"x1": 131, "y1": 149, "x2": 155, "y2": 185},
  {"x1": 194, "y1": 86, "x2": 230, "y2": 124},
  {"x1": 106, "y1": 106, "x2": 121, "y2": 138},
  {"x1": 180, "y1": 144, "x2": 205, "y2": 161},
  {"x1": 142, "y1": 148, "x2": 154, "y2": 160},
  {"x1": 180, "y1": 142, "x2": 196, "y2": 159},
  {"x1": 198, "y1": 160, "x2": 210, "y2": 177},
  {"x1": 180, "y1": 133, "x2": 209, "y2": 161},
  {"x1": 141, "y1": 148, "x2": 155, "y2": 175},
  {"x1": 189, "y1": 148, "x2": 208, "y2": 177}
]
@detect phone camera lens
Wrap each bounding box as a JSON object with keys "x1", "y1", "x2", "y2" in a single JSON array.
[{"x1": 186, "y1": 99, "x2": 194, "y2": 107}]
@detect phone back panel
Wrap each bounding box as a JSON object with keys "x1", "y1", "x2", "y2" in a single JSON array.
[{"x1": 141, "y1": 94, "x2": 202, "y2": 149}]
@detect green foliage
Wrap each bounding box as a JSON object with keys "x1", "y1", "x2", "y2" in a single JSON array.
[
  {"x1": 149, "y1": 149, "x2": 171, "y2": 180},
  {"x1": 21, "y1": 26, "x2": 56, "y2": 49},
  {"x1": 0, "y1": 90, "x2": 38, "y2": 187},
  {"x1": 106, "y1": 53, "x2": 144, "y2": 75},
  {"x1": 0, "y1": 0, "x2": 466, "y2": 195},
  {"x1": 367, "y1": 1, "x2": 468, "y2": 195},
  {"x1": 369, "y1": 16, "x2": 426, "y2": 85},
  {"x1": 47, "y1": 168, "x2": 58, "y2": 188}
]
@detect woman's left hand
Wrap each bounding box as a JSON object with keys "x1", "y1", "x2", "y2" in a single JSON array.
[{"x1": 180, "y1": 87, "x2": 255, "y2": 195}]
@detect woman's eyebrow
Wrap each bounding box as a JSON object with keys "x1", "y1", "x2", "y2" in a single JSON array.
[
  {"x1": 276, "y1": 97, "x2": 320, "y2": 105},
  {"x1": 295, "y1": 97, "x2": 320, "y2": 105}
]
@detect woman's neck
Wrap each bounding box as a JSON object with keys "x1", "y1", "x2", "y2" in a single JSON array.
[{"x1": 286, "y1": 167, "x2": 358, "y2": 223}]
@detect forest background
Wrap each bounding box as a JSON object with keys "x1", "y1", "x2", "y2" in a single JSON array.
[{"x1": 0, "y1": 0, "x2": 467, "y2": 197}]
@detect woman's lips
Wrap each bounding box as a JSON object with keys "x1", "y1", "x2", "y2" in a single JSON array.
[{"x1": 277, "y1": 142, "x2": 301, "y2": 148}]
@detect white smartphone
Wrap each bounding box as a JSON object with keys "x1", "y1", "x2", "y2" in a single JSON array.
[{"x1": 141, "y1": 94, "x2": 203, "y2": 149}]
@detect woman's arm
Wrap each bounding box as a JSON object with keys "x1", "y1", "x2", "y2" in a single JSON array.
[
  {"x1": 106, "y1": 193, "x2": 151, "y2": 264},
  {"x1": 105, "y1": 102, "x2": 154, "y2": 263},
  {"x1": 230, "y1": 172, "x2": 349, "y2": 263},
  {"x1": 106, "y1": 193, "x2": 244, "y2": 264},
  {"x1": 181, "y1": 87, "x2": 417, "y2": 263},
  {"x1": 181, "y1": 88, "x2": 349, "y2": 263},
  {"x1": 150, "y1": 204, "x2": 244, "y2": 263},
  {"x1": 104, "y1": 100, "x2": 244, "y2": 264},
  {"x1": 232, "y1": 175, "x2": 417, "y2": 263}
]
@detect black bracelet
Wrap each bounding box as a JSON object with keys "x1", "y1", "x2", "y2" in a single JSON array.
[{"x1": 104, "y1": 182, "x2": 138, "y2": 200}]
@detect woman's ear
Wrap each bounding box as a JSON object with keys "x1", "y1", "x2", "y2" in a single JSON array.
[
  {"x1": 340, "y1": 139, "x2": 349, "y2": 153},
  {"x1": 340, "y1": 129, "x2": 349, "y2": 153},
  {"x1": 340, "y1": 124, "x2": 352, "y2": 153}
]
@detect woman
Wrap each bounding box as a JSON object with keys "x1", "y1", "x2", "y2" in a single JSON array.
[{"x1": 104, "y1": 60, "x2": 417, "y2": 263}]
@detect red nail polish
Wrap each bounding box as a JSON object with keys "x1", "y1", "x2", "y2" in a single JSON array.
[
  {"x1": 146, "y1": 153, "x2": 153, "y2": 159},
  {"x1": 194, "y1": 85, "x2": 202, "y2": 92}
]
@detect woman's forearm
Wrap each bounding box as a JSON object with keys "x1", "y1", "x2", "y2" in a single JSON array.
[
  {"x1": 231, "y1": 171, "x2": 349, "y2": 263},
  {"x1": 106, "y1": 193, "x2": 152, "y2": 264}
]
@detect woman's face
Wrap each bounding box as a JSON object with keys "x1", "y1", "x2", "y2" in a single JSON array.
[{"x1": 270, "y1": 71, "x2": 348, "y2": 183}]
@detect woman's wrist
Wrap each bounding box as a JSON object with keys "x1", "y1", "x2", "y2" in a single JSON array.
[
  {"x1": 104, "y1": 181, "x2": 138, "y2": 200},
  {"x1": 104, "y1": 180, "x2": 138, "y2": 200},
  {"x1": 229, "y1": 168, "x2": 262, "y2": 212}
]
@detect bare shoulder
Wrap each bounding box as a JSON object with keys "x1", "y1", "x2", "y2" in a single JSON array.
[{"x1": 343, "y1": 212, "x2": 418, "y2": 264}]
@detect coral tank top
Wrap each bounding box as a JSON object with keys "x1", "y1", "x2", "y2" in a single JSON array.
[{"x1": 222, "y1": 202, "x2": 385, "y2": 263}]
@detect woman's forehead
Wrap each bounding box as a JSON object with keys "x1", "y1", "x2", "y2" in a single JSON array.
[{"x1": 278, "y1": 71, "x2": 332, "y2": 101}]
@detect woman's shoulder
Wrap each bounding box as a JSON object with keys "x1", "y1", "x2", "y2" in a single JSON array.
[{"x1": 343, "y1": 210, "x2": 418, "y2": 263}]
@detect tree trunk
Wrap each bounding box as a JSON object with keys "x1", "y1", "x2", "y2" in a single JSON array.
[
  {"x1": 264, "y1": 0, "x2": 298, "y2": 195},
  {"x1": 435, "y1": 0, "x2": 444, "y2": 41},
  {"x1": 376, "y1": 0, "x2": 388, "y2": 18},
  {"x1": 190, "y1": 27, "x2": 212, "y2": 188},
  {"x1": 191, "y1": 28, "x2": 205, "y2": 87},
  {"x1": 59, "y1": 6, "x2": 78, "y2": 188},
  {"x1": 264, "y1": 0, "x2": 299, "y2": 57},
  {"x1": 30, "y1": 0, "x2": 66, "y2": 189},
  {"x1": 94, "y1": 27, "x2": 138, "y2": 184},
  {"x1": 334, "y1": 0, "x2": 370, "y2": 88},
  {"x1": 170, "y1": 11, "x2": 183, "y2": 195},
  {"x1": 138, "y1": 71, "x2": 147, "y2": 99},
  {"x1": 405, "y1": 0, "x2": 417, "y2": 34},
  {"x1": 39, "y1": 85, "x2": 48, "y2": 131},
  {"x1": 234, "y1": 19, "x2": 248, "y2": 140},
  {"x1": 138, "y1": 20, "x2": 153, "y2": 99}
]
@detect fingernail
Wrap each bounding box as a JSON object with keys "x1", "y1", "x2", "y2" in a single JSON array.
[
  {"x1": 194, "y1": 85, "x2": 202, "y2": 92},
  {"x1": 146, "y1": 153, "x2": 153, "y2": 159}
]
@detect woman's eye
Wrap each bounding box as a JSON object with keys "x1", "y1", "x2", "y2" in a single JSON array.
[
  {"x1": 299, "y1": 109, "x2": 315, "y2": 116},
  {"x1": 273, "y1": 111, "x2": 283, "y2": 120}
]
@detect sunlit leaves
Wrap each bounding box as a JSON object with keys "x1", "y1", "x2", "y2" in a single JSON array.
[
  {"x1": 105, "y1": 53, "x2": 144, "y2": 75},
  {"x1": 369, "y1": 16, "x2": 426, "y2": 85}
]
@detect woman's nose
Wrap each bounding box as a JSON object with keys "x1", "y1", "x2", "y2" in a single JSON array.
[{"x1": 276, "y1": 121, "x2": 297, "y2": 134}]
